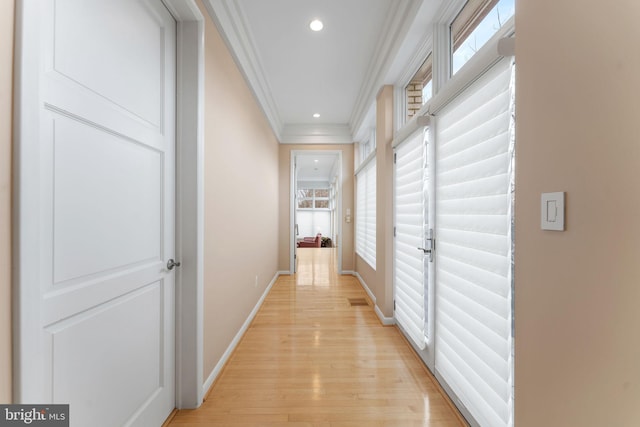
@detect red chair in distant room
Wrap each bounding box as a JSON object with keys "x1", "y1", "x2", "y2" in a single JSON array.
[{"x1": 297, "y1": 233, "x2": 322, "y2": 248}]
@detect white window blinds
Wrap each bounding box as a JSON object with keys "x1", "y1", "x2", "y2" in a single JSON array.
[
  {"x1": 394, "y1": 130, "x2": 428, "y2": 349},
  {"x1": 434, "y1": 58, "x2": 514, "y2": 427},
  {"x1": 356, "y1": 157, "x2": 376, "y2": 269}
]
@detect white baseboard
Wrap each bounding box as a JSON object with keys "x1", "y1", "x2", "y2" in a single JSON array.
[
  {"x1": 352, "y1": 272, "x2": 395, "y2": 326},
  {"x1": 375, "y1": 305, "x2": 396, "y2": 326},
  {"x1": 277, "y1": 270, "x2": 292, "y2": 276},
  {"x1": 340, "y1": 270, "x2": 354, "y2": 275},
  {"x1": 202, "y1": 271, "x2": 281, "y2": 396},
  {"x1": 352, "y1": 271, "x2": 376, "y2": 303}
]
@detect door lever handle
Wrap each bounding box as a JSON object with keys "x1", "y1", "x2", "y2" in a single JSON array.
[
  {"x1": 167, "y1": 259, "x2": 181, "y2": 271},
  {"x1": 417, "y1": 247, "x2": 431, "y2": 254}
]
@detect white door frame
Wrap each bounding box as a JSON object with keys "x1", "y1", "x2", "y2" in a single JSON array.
[
  {"x1": 289, "y1": 150, "x2": 343, "y2": 274},
  {"x1": 164, "y1": 0, "x2": 205, "y2": 409},
  {"x1": 13, "y1": 0, "x2": 205, "y2": 410}
]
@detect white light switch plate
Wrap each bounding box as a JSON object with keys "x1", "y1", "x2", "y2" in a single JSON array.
[{"x1": 541, "y1": 192, "x2": 565, "y2": 231}]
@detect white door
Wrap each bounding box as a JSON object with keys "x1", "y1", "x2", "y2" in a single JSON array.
[
  {"x1": 393, "y1": 128, "x2": 435, "y2": 369},
  {"x1": 16, "y1": 1, "x2": 176, "y2": 426}
]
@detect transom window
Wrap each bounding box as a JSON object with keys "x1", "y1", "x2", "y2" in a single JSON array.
[
  {"x1": 405, "y1": 53, "x2": 433, "y2": 120},
  {"x1": 359, "y1": 129, "x2": 376, "y2": 165},
  {"x1": 451, "y1": 0, "x2": 515, "y2": 75}
]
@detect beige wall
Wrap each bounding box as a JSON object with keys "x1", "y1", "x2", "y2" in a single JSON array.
[
  {"x1": 354, "y1": 85, "x2": 395, "y2": 317},
  {"x1": 515, "y1": 0, "x2": 640, "y2": 425},
  {"x1": 278, "y1": 145, "x2": 354, "y2": 273},
  {"x1": 199, "y1": 2, "x2": 280, "y2": 381},
  {"x1": 0, "y1": 0, "x2": 14, "y2": 404}
]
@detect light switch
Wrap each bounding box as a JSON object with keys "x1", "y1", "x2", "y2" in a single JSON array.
[
  {"x1": 546, "y1": 200, "x2": 557, "y2": 222},
  {"x1": 541, "y1": 192, "x2": 565, "y2": 231}
]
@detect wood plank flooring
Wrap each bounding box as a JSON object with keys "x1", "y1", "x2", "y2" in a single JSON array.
[{"x1": 168, "y1": 248, "x2": 466, "y2": 426}]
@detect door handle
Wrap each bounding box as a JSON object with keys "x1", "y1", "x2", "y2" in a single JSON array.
[
  {"x1": 417, "y1": 247, "x2": 431, "y2": 254},
  {"x1": 167, "y1": 259, "x2": 181, "y2": 270}
]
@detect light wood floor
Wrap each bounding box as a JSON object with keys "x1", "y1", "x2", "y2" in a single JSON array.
[{"x1": 168, "y1": 248, "x2": 466, "y2": 426}]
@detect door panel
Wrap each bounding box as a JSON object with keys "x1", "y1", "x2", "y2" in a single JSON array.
[
  {"x1": 393, "y1": 129, "x2": 434, "y2": 369},
  {"x1": 49, "y1": 284, "x2": 164, "y2": 427},
  {"x1": 52, "y1": 0, "x2": 164, "y2": 126},
  {"x1": 18, "y1": 1, "x2": 177, "y2": 425},
  {"x1": 52, "y1": 115, "x2": 162, "y2": 284}
]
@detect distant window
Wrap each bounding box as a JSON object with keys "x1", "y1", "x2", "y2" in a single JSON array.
[
  {"x1": 451, "y1": 0, "x2": 515, "y2": 75},
  {"x1": 297, "y1": 199, "x2": 313, "y2": 209},
  {"x1": 359, "y1": 129, "x2": 376, "y2": 165},
  {"x1": 355, "y1": 158, "x2": 376, "y2": 269},
  {"x1": 314, "y1": 189, "x2": 329, "y2": 198},
  {"x1": 406, "y1": 53, "x2": 433, "y2": 120},
  {"x1": 315, "y1": 200, "x2": 329, "y2": 209},
  {"x1": 297, "y1": 188, "x2": 330, "y2": 210}
]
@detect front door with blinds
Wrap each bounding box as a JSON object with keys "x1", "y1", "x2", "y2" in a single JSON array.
[
  {"x1": 393, "y1": 128, "x2": 434, "y2": 368},
  {"x1": 393, "y1": 57, "x2": 515, "y2": 427},
  {"x1": 434, "y1": 57, "x2": 514, "y2": 427}
]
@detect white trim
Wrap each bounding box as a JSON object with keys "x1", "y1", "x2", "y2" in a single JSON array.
[
  {"x1": 202, "y1": 271, "x2": 280, "y2": 396},
  {"x1": 392, "y1": 115, "x2": 430, "y2": 149},
  {"x1": 405, "y1": 19, "x2": 515, "y2": 124},
  {"x1": 290, "y1": 156, "x2": 295, "y2": 274},
  {"x1": 202, "y1": 0, "x2": 283, "y2": 140},
  {"x1": 165, "y1": 0, "x2": 206, "y2": 410},
  {"x1": 354, "y1": 151, "x2": 376, "y2": 177},
  {"x1": 393, "y1": 85, "x2": 406, "y2": 137},
  {"x1": 429, "y1": 18, "x2": 515, "y2": 116},
  {"x1": 12, "y1": 0, "x2": 42, "y2": 400},
  {"x1": 352, "y1": 273, "x2": 395, "y2": 326},
  {"x1": 205, "y1": 0, "x2": 422, "y2": 145},
  {"x1": 350, "y1": 0, "x2": 423, "y2": 137},
  {"x1": 281, "y1": 124, "x2": 353, "y2": 145},
  {"x1": 289, "y1": 150, "x2": 344, "y2": 275},
  {"x1": 397, "y1": 36, "x2": 434, "y2": 91}
]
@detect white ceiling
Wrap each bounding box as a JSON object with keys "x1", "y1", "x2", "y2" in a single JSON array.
[
  {"x1": 296, "y1": 153, "x2": 339, "y2": 182},
  {"x1": 205, "y1": 0, "x2": 445, "y2": 144}
]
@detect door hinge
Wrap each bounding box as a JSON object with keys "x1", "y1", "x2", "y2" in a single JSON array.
[
  {"x1": 393, "y1": 152, "x2": 397, "y2": 164},
  {"x1": 394, "y1": 299, "x2": 396, "y2": 311},
  {"x1": 393, "y1": 226, "x2": 396, "y2": 237}
]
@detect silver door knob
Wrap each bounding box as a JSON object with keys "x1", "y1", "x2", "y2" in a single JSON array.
[{"x1": 167, "y1": 259, "x2": 181, "y2": 270}]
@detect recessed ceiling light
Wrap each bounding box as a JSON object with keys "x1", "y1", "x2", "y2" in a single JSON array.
[
  {"x1": 314, "y1": 159, "x2": 319, "y2": 163},
  {"x1": 309, "y1": 19, "x2": 323, "y2": 31},
  {"x1": 313, "y1": 113, "x2": 320, "y2": 118}
]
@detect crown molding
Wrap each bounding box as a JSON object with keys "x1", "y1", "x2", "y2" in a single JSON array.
[
  {"x1": 349, "y1": 0, "x2": 423, "y2": 139},
  {"x1": 397, "y1": 34, "x2": 434, "y2": 89},
  {"x1": 203, "y1": 0, "x2": 283, "y2": 140},
  {"x1": 280, "y1": 124, "x2": 353, "y2": 145}
]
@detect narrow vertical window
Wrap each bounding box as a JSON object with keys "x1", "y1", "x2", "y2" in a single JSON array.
[{"x1": 406, "y1": 54, "x2": 433, "y2": 120}]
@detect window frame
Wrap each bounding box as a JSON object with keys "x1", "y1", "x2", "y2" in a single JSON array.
[
  {"x1": 450, "y1": 0, "x2": 514, "y2": 76},
  {"x1": 297, "y1": 187, "x2": 331, "y2": 211},
  {"x1": 355, "y1": 153, "x2": 377, "y2": 270}
]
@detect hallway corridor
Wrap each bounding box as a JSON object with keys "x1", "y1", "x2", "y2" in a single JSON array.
[{"x1": 168, "y1": 249, "x2": 465, "y2": 426}]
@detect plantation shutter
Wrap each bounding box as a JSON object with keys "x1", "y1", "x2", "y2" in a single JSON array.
[
  {"x1": 434, "y1": 58, "x2": 514, "y2": 427},
  {"x1": 394, "y1": 130, "x2": 428, "y2": 349},
  {"x1": 356, "y1": 157, "x2": 376, "y2": 269}
]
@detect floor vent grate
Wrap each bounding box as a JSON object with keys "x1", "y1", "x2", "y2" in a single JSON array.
[{"x1": 348, "y1": 298, "x2": 369, "y2": 307}]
